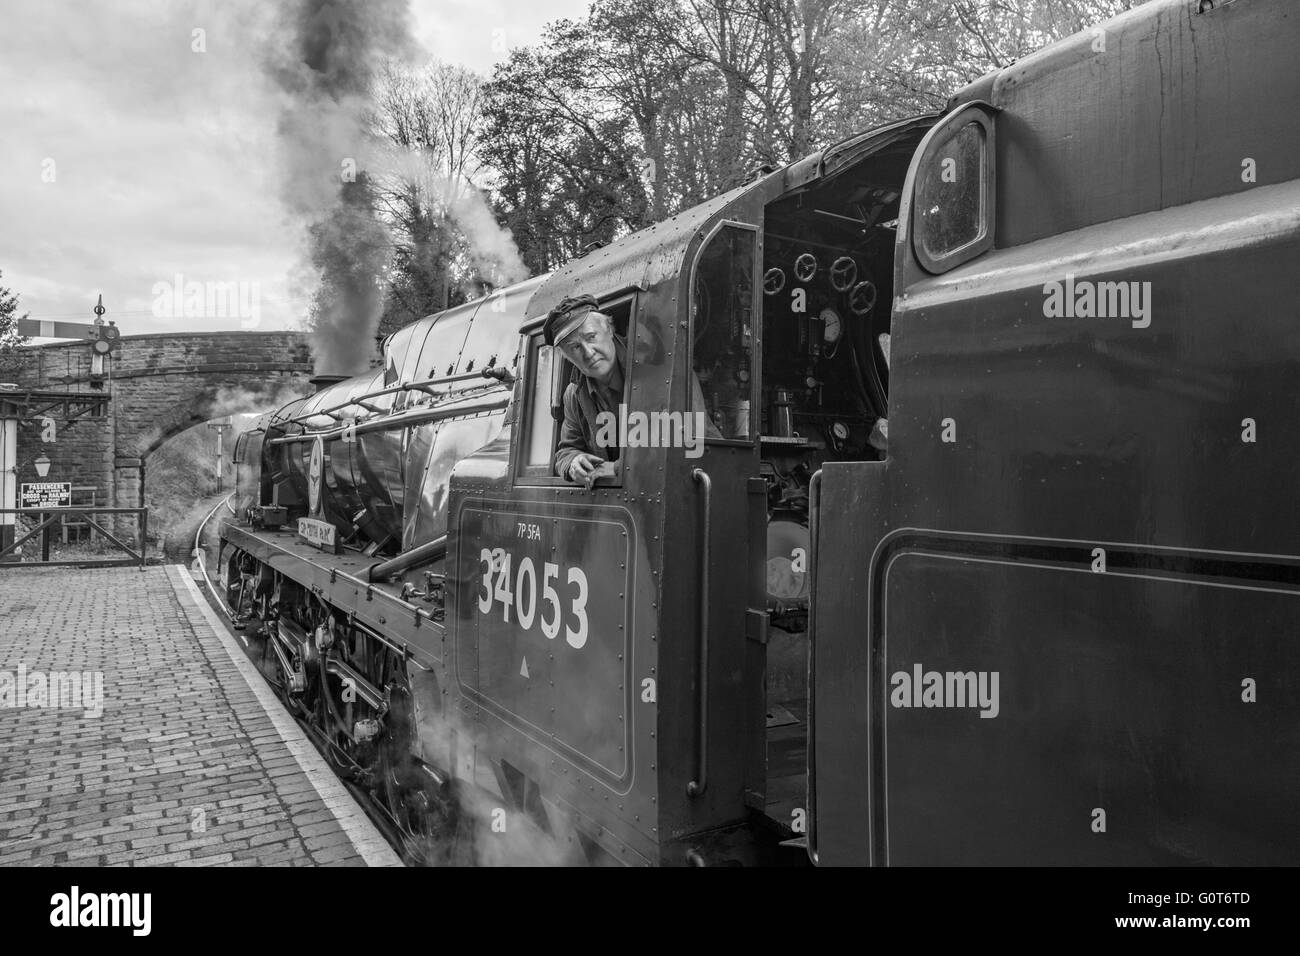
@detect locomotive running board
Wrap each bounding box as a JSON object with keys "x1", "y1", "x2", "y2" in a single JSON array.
[{"x1": 222, "y1": 524, "x2": 445, "y2": 670}]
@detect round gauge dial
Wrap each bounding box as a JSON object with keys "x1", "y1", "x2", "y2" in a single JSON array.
[
  {"x1": 819, "y1": 307, "x2": 842, "y2": 344},
  {"x1": 831, "y1": 421, "x2": 849, "y2": 441}
]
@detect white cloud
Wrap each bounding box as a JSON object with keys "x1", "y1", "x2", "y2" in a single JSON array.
[
  {"x1": 0, "y1": 0, "x2": 586, "y2": 335},
  {"x1": 411, "y1": 0, "x2": 589, "y2": 75}
]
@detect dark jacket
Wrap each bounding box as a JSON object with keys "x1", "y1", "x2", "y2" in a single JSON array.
[{"x1": 553, "y1": 337, "x2": 626, "y2": 478}]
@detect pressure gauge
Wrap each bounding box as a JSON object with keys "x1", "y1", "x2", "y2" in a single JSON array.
[
  {"x1": 819, "y1": 307, "x2": 842, "y2": 344},
  {"x1": 831, "y1": 421, "x2": 849, "y2": 442}
]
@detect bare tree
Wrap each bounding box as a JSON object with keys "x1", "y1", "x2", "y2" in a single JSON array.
[
  {"x1": 370, "y1": 61, "x2": 525, "y2": 329},
  {"x1": 475, "y1": 0, "x2": 1147, "y2": 263}
]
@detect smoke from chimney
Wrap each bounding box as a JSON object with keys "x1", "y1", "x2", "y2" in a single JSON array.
[
  {"x1": 268, "y1": 0, "x2": 416, "y2": 375},
  {"x1": 265, "y1": 0, "x2": 531, "y2": 376}
]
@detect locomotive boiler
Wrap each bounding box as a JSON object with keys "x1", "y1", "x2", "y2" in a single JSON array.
[{"x1": 221, "y1": 0, "x2": 1300, "y2": 866}]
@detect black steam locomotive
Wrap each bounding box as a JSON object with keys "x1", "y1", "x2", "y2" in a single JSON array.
[{"x1": 221, "y1": 0, "x2": 1300, "y2": 865}]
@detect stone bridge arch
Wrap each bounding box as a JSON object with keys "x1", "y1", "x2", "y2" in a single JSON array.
[{"x1": 8, "y1": 331, "x2": 314, "y2": 511}]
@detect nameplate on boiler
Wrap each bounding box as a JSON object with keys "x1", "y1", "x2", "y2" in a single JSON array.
[{"x1": 297, "y1": 518, "x2": 339, "y2": 553}]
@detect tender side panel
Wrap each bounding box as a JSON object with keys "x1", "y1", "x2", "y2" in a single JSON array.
[
  {"x1": 892, "y1": 179, "x2": 1300, "y2": 557},
  {"x1": 992, "y1": 0, "x2": 1300, "y2": 245},
  {"x1": 877, "y1": 546, "x2": 1299, "y2": 865}
]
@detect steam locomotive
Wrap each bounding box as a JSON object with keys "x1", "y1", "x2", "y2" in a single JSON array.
[{"x1": 221, "y1": 0, "x2": 1300, "y2": 865}]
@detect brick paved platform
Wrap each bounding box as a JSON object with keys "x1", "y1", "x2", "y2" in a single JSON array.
[{"x1": 0, "y1": 564, "x2": 402, "y2": 867}]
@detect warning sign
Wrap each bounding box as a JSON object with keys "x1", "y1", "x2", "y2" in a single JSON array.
[{"x1": 20, "y1": 482, "x2": 71, "y2": 508}]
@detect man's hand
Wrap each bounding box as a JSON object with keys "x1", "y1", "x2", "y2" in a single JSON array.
[{"x1": 567, "y1": 453, "x2": 611, "y2": 489}]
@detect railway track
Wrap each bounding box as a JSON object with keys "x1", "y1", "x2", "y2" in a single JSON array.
[{"x1": 191, "y1": 492, "x2": 234, "y2": 620}]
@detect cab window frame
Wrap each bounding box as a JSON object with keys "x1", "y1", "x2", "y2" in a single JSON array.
[
  {"x1": 687, "y1": 218, "x2": 761, "y2": 448},
  {"x1": 513, "y1": 292, "x2": 639, "y2": 487},
  {"x1": 911, "y1": 107, "x2": 996, "y2": 275}
]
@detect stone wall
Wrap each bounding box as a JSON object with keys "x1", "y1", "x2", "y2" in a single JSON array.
[{"x1": 5, "y1": 331, "x2": 314, "y2": 513}]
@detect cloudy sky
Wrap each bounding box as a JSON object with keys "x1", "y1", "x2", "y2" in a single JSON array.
[{"x1": 0, "y1": 0, "x2": 586, "y2": 339}]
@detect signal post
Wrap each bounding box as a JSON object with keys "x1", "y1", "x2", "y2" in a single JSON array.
[{"x1": 0, "y1": 389, "x2": 18, "y2": 558}]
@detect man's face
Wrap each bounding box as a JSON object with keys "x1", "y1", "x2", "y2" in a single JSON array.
[{"x1": 557, "y1": 311, "x2": 618, "y2": 383}]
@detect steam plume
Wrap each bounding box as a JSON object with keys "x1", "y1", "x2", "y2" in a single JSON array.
[{"x1": 268, "y1": 0, "x2": 416, "y2": 375}]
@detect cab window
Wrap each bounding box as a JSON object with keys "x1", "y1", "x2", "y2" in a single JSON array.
[
  {"x1": 691, "y1": 222, "x2": 757, "y2": 441},
  {"x1": 516, "y1": 296, "x2": 635, "y2": 483},
  {"x1": 912, "y1": 110, "x2": 995, "y2": 273},
  {"x1": 518, "y1": 335, "x2": 563, "y2": 478}
]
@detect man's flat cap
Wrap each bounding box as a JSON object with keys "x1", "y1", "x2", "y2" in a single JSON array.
[{"x1": 543, "y1": 294, "x2": 601, "y2": 346}]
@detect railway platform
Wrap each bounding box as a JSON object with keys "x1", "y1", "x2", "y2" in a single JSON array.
[{"x1": 0, "y1": 564, "x2": 402, "y2": 867}]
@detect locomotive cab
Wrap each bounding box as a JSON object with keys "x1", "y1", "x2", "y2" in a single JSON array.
[{"x1": 482, "y1": 114, "x2": 936, "y2": 861}]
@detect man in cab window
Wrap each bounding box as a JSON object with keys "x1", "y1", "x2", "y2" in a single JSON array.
[
  {"x1": 545, "y1": 295, "x2": 725, "y2": 488},
  {"x1": 545, "y1": 295, "x2": 626, "y2": 488}
]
